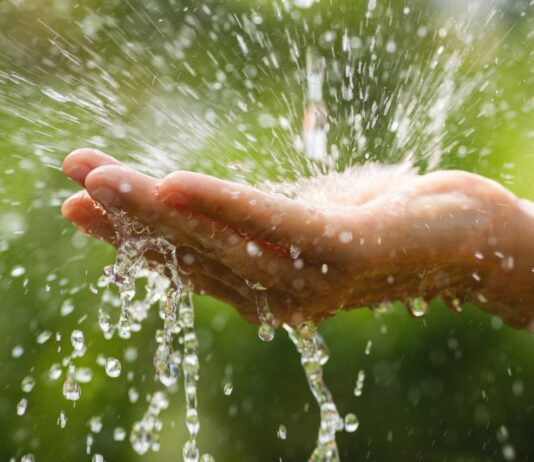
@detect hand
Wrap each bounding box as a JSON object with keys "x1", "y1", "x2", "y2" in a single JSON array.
[{"x1": 62, "y1": 149, "x2": 534, "y2": 328}]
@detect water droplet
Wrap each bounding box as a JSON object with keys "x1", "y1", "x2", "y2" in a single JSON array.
[
  {"x1": 58, "y1": 410, "x2": 68, "y2": 428},
  {"x1": 105, "y1": 357, "x2": 122, "y2": 378},
  {"x1": 502, "y1": 444, "x2": 516, "y2": 461},
  {"x1": 407, "y1": 298, "x2": 428, "y2": 318},
  {"x1": 17, "y1": 398, "x2": 28, "y2": 416},
  {"x1": 89, "y1": 415, "x2": 103, "y2": 433},
  {"x1": 98, "y1": 309, "x2": 112, "y2": 334},
  {"x1": 21, "y1": 454, "x2": 35, "y2": 462},
  {"x1": 49, "y1": 363, "x2": 62, "y2": 380},
  {"x1": 11, "y1": 345, "x2": 24, "y2": 358},
  {"x1": 36, "y1": 331, "x2": 52, "y2": 344},
  {"x1": 75, "y1": 367, "x2": 93, "y2": 383},
  {"x1": 92, "y1": 454, "x2": 105, "y2": 462},
  {"x1": 200, "y1": 455, "x2": 215, "y2": 462},
  {"x1": 63, "y1": 377, "x2": 81, "y2": 401},
  {"x1": 353, "y1": 369, "x2": 365, "y2": 397},
  {"x1": 223, "y1": 382, "x2": 233, "y2": 396},
  {"x1": 71, "y1": 329, "x2": 85, "y2": 351},
  {"x1": 183, "y1": 440, "x2": 199, "y2": 462},
  {"x1": 344, "y1": 413, "x2": 359, "y2": 432},
  {"x1": 61, "y1": 299, "x2": 75, "y2": 316},
  {"x1": 113, "y1": 426, "x2": 126, "y2": 441},
  {"x1": 21, "y1": 376, "x2": 36, "y2": 393},
  {"x1": 277, "y1": 424, "x2": 287, "y2": 440},
  {"x1": 128, "y1": 387, "x2": 139, "y2": 403},
  {"x1": 11, "y1": 266, "x2": 26, "y2": 277},
  {"x1": 258, "y1": 323, "x2": 275, "y2": 342}
]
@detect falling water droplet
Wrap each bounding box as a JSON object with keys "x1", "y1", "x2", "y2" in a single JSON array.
[
  {"x1": 277, "y1": 424, "x2": 287, "y2": 440},
  {"x1": 105, "y1": 358, "x2": 122, "y2": 378},
  {"x1": 63, "y1": 377, "x2": 81, "y2": 401},
  {"x1": 17, "y1": 398, "x2": 28, "y2": 416},
  {"x1": 71, "y1": 329, "x2": 85, "y2": 351},
  {"x1": 365, "y1": 340, "x2": 372, "y2": 355},
  {"x1": 223, "y1": 382, "x2": 233, "y2": 396},
  {"x1": 49, "y1": 363, "x2": 62, "y2": 380},
  {"x1": 58, "y1": 410, "x2": 68, "y2": 428},
  {"x1": 353, "y1": 370, "x2": 366, "y2": 397},
  {"x1": 344, "y1": 413, "x2": 360, "y2": 432},
  {"x1": 21, "y1": 454, "x2": 35, "y2": 462},
  {"x1": 113, "y1": 426, "x2": 126, "y2": 441},
  {"x1": 21, "y1": 376, "x2": 36, "y2": 393},
  {"x1": 89, "y1": 416, "x2": 103, "y2": 433},
  {"x1": 36, "y1": 331, "x2": 52, "y2": 344}
]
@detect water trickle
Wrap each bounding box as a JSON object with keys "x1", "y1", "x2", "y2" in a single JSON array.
[
  {"x1": 285, "y1": 322, "x2": 342, "y2": 462},
  {"x1": 248, "y1": 281, "x2": 276, "y2": 342},
  {"x1": 95, "y1": 210, "x2": 204, "y2": 460},
  {"x1": 303, "y1": 48, "x2": 329, "y2": 166}
]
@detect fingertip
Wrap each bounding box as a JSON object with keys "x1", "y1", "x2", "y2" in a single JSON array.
[
  {"x1": 157, "y1": 171, "x2": 200, "y2": 206},
  {"x1": 85, "y1": 164, "x2": 130, "y2": 206},
  {"x1": 61, "y1": 191, "x2": 98, "y2": 226},
  {"x1": 63, "y1": 148, "x2": 122, "y2": 186}
]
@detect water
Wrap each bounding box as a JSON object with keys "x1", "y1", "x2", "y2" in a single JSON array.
[
  {"x1": 1, "y1": 0, "x2": 533, "y2": 460},
  {"x1": 284, "y1": 323, "x2": 343, "y2": 462},
  {"x1": 95, "y1": 211, "x2": 206, "y2": 460}
]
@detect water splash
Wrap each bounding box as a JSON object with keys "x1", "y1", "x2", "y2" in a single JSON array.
[
  {"x1": 95, "y1": 210, "x2": 205, "y2": 461},
  {"x1": 303, "y1": 47, "x2": 329, "y2": 167},
  {"x1": 284, "y1": 322, "x2": 343, "y2": 462}
]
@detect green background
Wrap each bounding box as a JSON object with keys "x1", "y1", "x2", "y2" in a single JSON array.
[{"x1": 0, "y1": 0, "x2": 533, "y2": 460}]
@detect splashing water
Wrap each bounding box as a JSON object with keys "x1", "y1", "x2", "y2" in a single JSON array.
[
  {"x1": 1, "y1": 0, "x2": 533, "y2": 460},
  {"x1": 284, "y1": 322, "x2": 345, "y2": 462},
  {"x1": 96, "y1": 210, "x2": 205, "y2": 461}
]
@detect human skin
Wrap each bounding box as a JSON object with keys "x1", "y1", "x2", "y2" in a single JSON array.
[{"x1": 62, "y1": 148, "x2": 534, "y2": 329}]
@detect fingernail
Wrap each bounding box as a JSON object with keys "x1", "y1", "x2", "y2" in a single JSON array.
[
  {"x1": 64, "y1": 164, "x2": 92, "y2": 185},
  {"x1": 90, "y1": 186, "x2": 120, "y2": 207}
]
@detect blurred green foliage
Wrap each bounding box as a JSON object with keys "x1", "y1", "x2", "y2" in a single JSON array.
[{"x1": 0, "y1": 0, "x2": 533, "y2": 461}]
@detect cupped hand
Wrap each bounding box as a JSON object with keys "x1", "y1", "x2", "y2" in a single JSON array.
[{"x1": 62, "y1": 149, "x2": 534, "y2": 328}]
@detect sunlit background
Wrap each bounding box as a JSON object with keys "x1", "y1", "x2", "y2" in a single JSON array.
[{"x1": 0, "y1": 0, "x2": 533, "y2": 460}]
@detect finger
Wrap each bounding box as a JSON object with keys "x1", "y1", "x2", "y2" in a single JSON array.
[
  {"x1": 182, "y1": 252, "x2": 306, "y2": 325},
  {"x1": 62, "y1": 191, "x2": 116, "y2": 243},
  {"x1": 63, "y1": 148, "x2": 123, "y2": 186},
  {"x1": 157, "y1": 171, "x2": 331, "y2": 253},
  {"x1": 187, "y1": 272, "x2": 258, "y2": 324},
  {"x1": 85, "y1": 165, "x2": 332, "y2": 298}
]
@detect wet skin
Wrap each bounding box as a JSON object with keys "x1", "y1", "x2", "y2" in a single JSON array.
[{"x1": 62, "y1": 149, "x2": 534, "y2": 328}]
